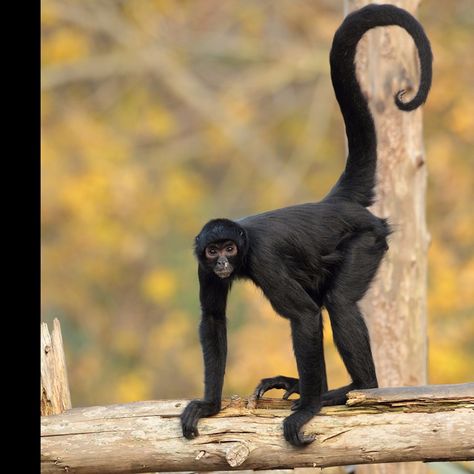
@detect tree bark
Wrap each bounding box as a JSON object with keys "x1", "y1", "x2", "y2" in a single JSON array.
[
  {"x1": 41, "y1": 384, "x2": 474, "y2": 474},
  {"x1": 342, "y1": 1, "x2": 430, "y2": 472},
  {"x1": 41, "y1": 318, "x2": 72, "y2": 416}
]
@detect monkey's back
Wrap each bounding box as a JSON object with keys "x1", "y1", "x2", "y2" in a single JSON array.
[{"x1": 237, "y1": 199, "x2": 389, "y2": 293}]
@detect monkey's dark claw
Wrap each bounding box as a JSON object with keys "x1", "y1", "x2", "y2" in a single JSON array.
[
  {"x1": 293, "y1": 432, "x2": 316, "y2": 446},
  {"x1": 283, "y1": 407, "x2": 318, "y2": 447},
  {"x1": 182, "y1": 419, "x2": 199, "y2": 439},
  {"x1": 283, "y1": 386, "x2": 299, "y2": 400},
  {"x1": 180, "y1": 399, "x2": 220, "y2": 440},
  {"x1": 290, "y1": 399, "x2": 302, "y2": 411},
  {"x1": 180, "y1": 400, "x2": 202, "y2": 439},
  {"x1": 183, "y1": 425, "x2": 198, "y2": 439},
  {"x1": 253, "y1": 375, "x2": 300, "y2": 400}
]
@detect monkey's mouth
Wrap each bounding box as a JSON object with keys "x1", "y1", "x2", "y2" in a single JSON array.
[{"x1": 214, "y1": 268, "x2": 234, "y2": 279}]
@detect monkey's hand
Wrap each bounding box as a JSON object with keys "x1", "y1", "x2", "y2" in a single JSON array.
[
  {"x1": 283, "y1": 402, "x2": 320, "y2": 447},
  {"x1": 181, "y1": 399, "x2": 220, "y2": 439},
  {"x1": 253, "y1": 375, "x2": 300, "y2": 403}
]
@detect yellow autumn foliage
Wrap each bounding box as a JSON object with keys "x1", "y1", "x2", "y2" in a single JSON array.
[
  {"x1": 42, "y1": 28, "x2": 89, "y2": 64},
  {"x1": 141, "y1": 269, "x2": 178, "y2": 306},
  {"x1": 146, "y1": 311, "x2": 191, "y2": 354},
  {"x1": 116, "y1": 370, "x2": 153, "y2": 402},
  {"x1": 112, "y1": 329, "x2": 142, "y2": 357},
  {"x1": 41, "y1": 0, "x2": 473, "y2": 408},
  {"x1": 449, "y1": 102, "x2": 474, "y2": 141},
  {"x1": 144, "y1": 105, "x2": 178, "y2": 138}
]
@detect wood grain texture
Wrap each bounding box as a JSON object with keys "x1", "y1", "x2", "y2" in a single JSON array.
[
  {"x1": 41, "y1": 385, "x2": 474, "y2": 473},
  {"x1": 347, "y1": 383, "x2": 474, "y2": 406},
  {"x1": 41, "y1": 318, "x2": 72, "y2": 416}
]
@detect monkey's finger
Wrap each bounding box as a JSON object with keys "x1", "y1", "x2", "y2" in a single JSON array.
[
  {"x1": 296, "y1": 433, "x2": 316, "y2": 446},
  {"x1": 282, "y1": 386, "x2": 298, "y2": 400},
  {"x1": 254, "y1": 383, "x2": 271, "y2": 399},
  {"x1": 182, "y1": 419, "x2": 198, "y2": 439},
  {"x1": 251, "y1": 384, "x2": 263, "y2": 399},
  {"x1": 181, "y1": 402, "x2": 202, "y2": 439},
  {"x1": 181, "y1": 414, "x2": 196, "y2": 439},
  {"x1": 283, "y1": 417, "x2": 299, "y2": 446},
  {"x1": 254, "y1": 378, "x2": 286, "y2": 398},
  {"x1": 284, "y1": 422, "x2": 305, "y2": 447},
  {"x1": 257, "y1": 387, "x2": 267, "y2": 398},
  {"x1": 251, "y1": 386, "x2": 263, "y2": 399},
  {"x1": 182, "y1": 415, "x2": 200, "y2": 439},
  {"x1": 183, "y1": 427, "x2": 195, "y2": 439},
  {"x1": 284, "y1": 421, "x2": 315, "y2": 447},
  {"x1": 290, "y1": 399, "x2": 301, "y2": 411}
]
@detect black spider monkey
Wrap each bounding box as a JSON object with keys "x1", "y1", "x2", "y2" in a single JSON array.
[{"x1": 181, "y1": 4, "x2": 432, "y2": 447}]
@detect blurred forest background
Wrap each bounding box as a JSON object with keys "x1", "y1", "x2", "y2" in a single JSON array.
[{"x1": 41, "y1": 0, "x2": 473, "y2": 407}]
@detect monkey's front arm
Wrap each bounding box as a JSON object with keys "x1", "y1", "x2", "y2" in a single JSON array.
[{"x1": 180, "y1": 270, "x2": 229, "y2": 438}]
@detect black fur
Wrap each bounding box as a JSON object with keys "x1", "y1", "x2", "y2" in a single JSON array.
[{"x1": 180, "y1": 4, "x2": 432, "y2": 447}]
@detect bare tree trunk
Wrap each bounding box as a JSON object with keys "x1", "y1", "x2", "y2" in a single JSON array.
[
  {"x1": 41, "y1": 318, "x2": 72, "y2": 416},
  {"x1": 342, "y1": 1, "x2": 430, "y2": 474}
]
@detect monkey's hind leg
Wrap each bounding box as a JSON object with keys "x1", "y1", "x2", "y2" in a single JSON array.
[
  {"x1": 253, "y1": 312, "x2": 328, "y2": 409},
  {"x1": 322, "y1": 230, "x2": 388, "y2": 404}
]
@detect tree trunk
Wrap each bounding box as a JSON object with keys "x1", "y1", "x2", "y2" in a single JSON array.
[
  {"x1": 342, "y1": 1, "x2": 430, "y2": 472},
  {"x1": 41, "y1": 318, "x2": 72, "y2": 416},
  {"x1": 41, "y1": 385, "x2": 474, "y2": 474}
]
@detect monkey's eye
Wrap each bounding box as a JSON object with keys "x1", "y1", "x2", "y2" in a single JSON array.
[
  {"x1": 226, "y1": 245, "x2": 237, "y2": 255},
  {"x1": 206, "y1": 247, "x2": 218, "y2": 257}
]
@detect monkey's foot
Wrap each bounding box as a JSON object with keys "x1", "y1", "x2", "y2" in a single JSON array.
[
  {"x1": 283, "y1": 404, "x2": 320, "y2": 447},
  {"x1": 289, "y1": 384, "x2": 356, "y2": 411},
  {"x1": 320, "y1": 383, "x2": 355, "y2": 406},
  {"x1": 180, "y1": 399, "x2": 220, "y2": 439},
  {"x1": 320, "y1": 382, "x2": 378, "y2": 407},
  {"x1": 253, "y1": 375, "x2": 300, "y2": 403},
  {"x1": 253, "y1": 377, "x2": 357, "y2": 411}
]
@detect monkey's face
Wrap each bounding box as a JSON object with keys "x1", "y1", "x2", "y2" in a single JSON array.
[{"x1": 204, "y1": 240, "x2": 238, "y2": 278}]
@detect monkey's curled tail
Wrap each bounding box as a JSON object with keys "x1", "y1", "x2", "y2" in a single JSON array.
[{"x1": 327, "y1": 4, "x2": 432, "y2": 207}]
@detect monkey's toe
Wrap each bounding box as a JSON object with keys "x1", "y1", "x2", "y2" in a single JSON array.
[
  {"x1": 253, "y1": 375, "x2": 299, "y2": 399},
  {"x1": 181, "y1": 415, "x2": 199, "y2": 439},
  {"x1": 180, "y1": 400, "x2": 204, "y2": 439},
  {"x1": 290, "y1": 398, "x2": 302, "y2": 411},
  {"x1": 283, "y1": 410, "x2": 316, "y2": 447}
]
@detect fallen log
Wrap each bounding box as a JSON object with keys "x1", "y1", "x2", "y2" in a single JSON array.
[{"x1": 41, "y1": 383, "x2": 474, "y2": 474}]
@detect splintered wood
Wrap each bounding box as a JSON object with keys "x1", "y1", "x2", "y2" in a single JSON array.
[{"x1": 41, "y1": 318, "x2": 72, "y2": 416}]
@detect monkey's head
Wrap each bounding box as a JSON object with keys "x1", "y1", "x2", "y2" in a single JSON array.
[{"x1": 194, "y1": 218, "x2": 248, "y2": 279}]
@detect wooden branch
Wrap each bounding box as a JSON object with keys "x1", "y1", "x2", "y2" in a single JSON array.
[
  {"x1": 41, "y1": 319, "x2": 72, "y2": 416},
  {"x1": 41, "y1": 384, "x2": 474, "y2": 473}
]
